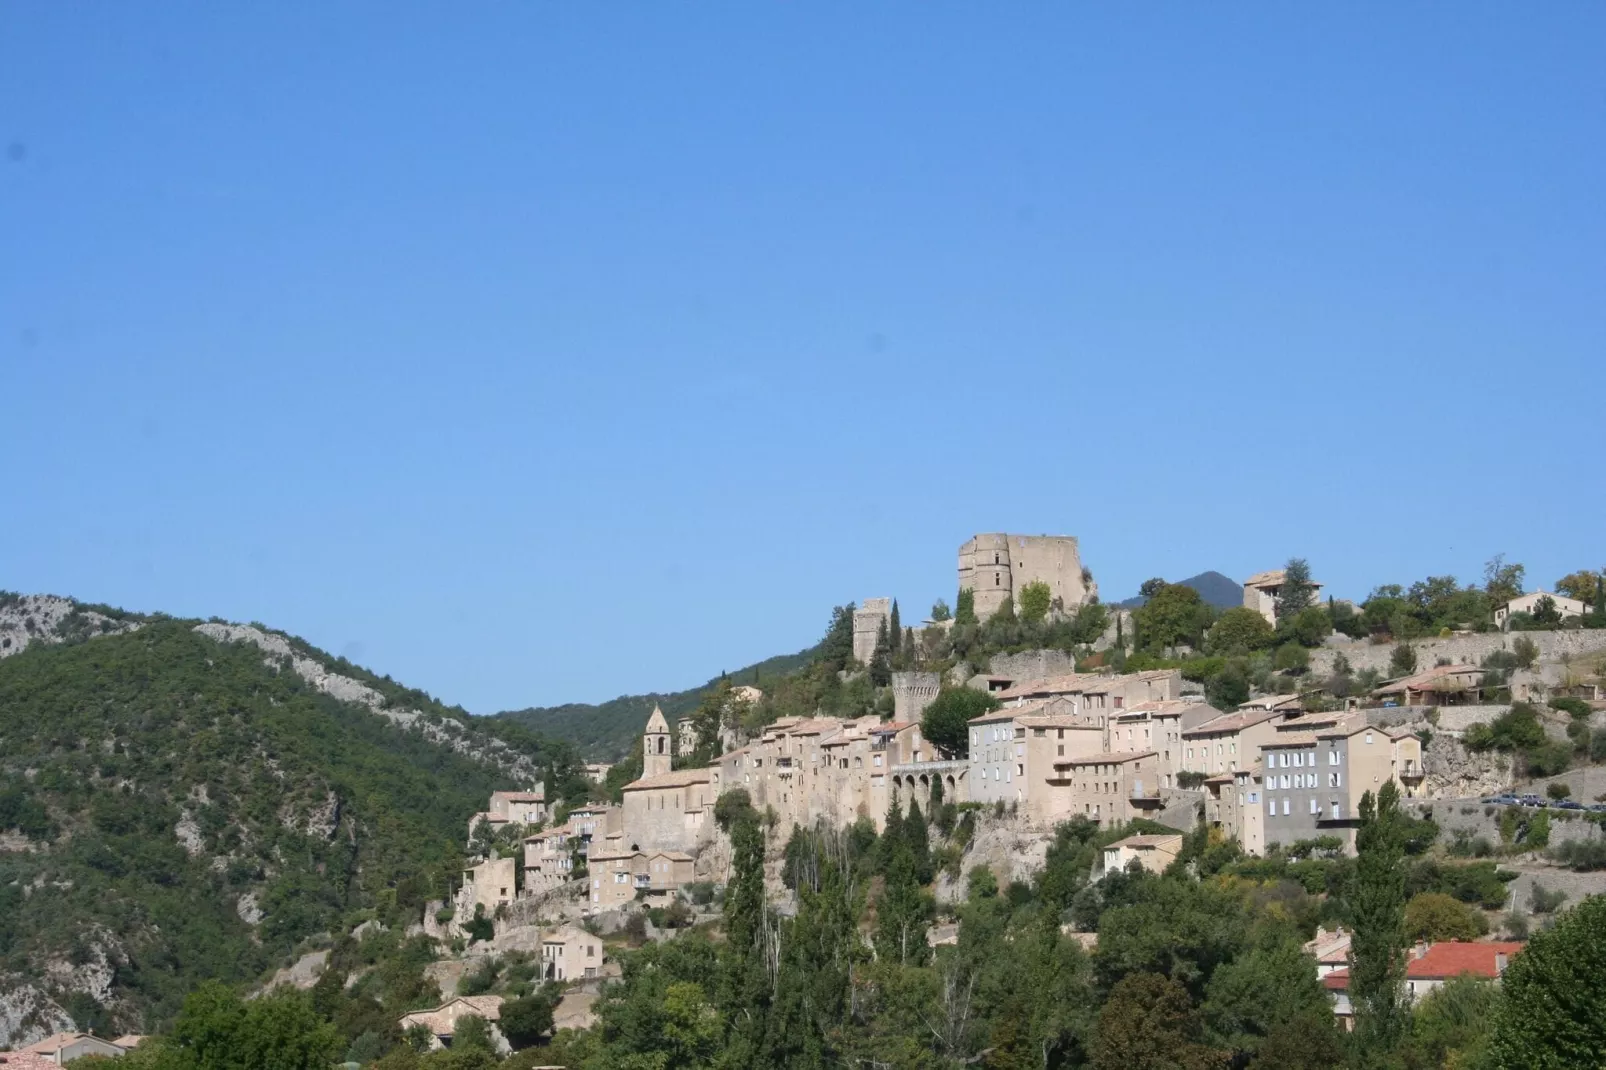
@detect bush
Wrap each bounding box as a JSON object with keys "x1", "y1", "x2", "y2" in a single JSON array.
[
  {"x1": 1551, "y1": 839, "x2": 1606, "y2": 870},
  {"x1": 1273, "y1": 642, "x2": 1310, "y2": 674},
  {"x1": 1177, "y1": 771, "x2": 1208, "y2": 790},
  {"x1": 1528, "y1": 882, "x2": 1568, "y2": 914},
  {"x1": 1464, "y1": 704, "x2": 1546, "y2": 753},
  {"x1": 1547, "y1": 782, "x2": 1572, "y2": 801},
  {"x1": 1390, "y1": 643, "x2": 1419, "y2": 677},
  {"x1": 1525, "y1": 810, "x2": 1551, "y2": 850},
  {"x1": 1513, "y1": 636, "x2": 1540, "y2": 669},
  {"x1": 1549, "y1": 696, "x2": 1592, "y2": 718},
  {"x1": 499, "y1": 990, "x2": 558, "y2": 1049},
  {"x1": 1405, "y1": 892, "x2": 1489, "y2": 942},
  {"x1": 1527, "y1": 741, "x2": 1573, "y2": 779}
]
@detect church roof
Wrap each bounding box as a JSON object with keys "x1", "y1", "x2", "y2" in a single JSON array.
[{"x1": 645, "y1": 705, "x2": 670, "y2": 733}]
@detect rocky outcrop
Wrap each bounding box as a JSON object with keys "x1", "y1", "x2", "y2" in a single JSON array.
[
  {"x1": 0, "y1": 594, "x2": 138, "y2": 660},
  {"x1": 192, "y1": 623, "x2": 542, "y2": 783},
  {"x1": 1421, "y1": 736, "x2": 1517, "y2": 799},
  {"x1": 266, "y1": 950, "x2": 329, "y2": 991},
  {"x1": 0, "y1": 976, "x2": 75, "y2": 1048}
]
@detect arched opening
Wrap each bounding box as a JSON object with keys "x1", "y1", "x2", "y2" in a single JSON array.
[{"x1": 657, "y1": 737, "x2": 666, "y2": 754}]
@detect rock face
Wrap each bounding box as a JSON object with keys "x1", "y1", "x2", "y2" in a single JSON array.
[
  {"x1": 266, "y1": 950, "x2": 330, "y2": 991},
  {"x1": 192, "y1": 622, "x2": 543, "y2": 783},
  {"x1": 0, "y1": 594, "x2": 139, "y2": 660},
  {"x1": 1421, "y1": 736, "x2": 1517, "y2": 799},
  {"x1": 0, "y1": 976, "x2": 75, "y2": 1048}
]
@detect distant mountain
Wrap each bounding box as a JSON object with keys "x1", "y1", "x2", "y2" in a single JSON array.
[
  {"x1": 497, "y1": 645, "x2": 819, "y2": 761},
  {"x1": 0, "y1": 592, "x2": 582, "y2": 1044},
  {"x1": 1117, "y1": 571, "x2": 1244, "y2": 610}
]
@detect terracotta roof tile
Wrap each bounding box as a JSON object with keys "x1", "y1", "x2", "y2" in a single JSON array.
[
  {"x1": 1406, "y1": 941, "x2": 1524, "y2": 980},
  {"x1": 622, "y1": 768, "x2": 716, "y2": 791}
]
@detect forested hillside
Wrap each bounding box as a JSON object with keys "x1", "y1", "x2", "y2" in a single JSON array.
[
  {"x1": 497, "y1": 646, "x2": 817, "y2": 759},
  {"x1": 0, "y1": 612, "x2": 585, "y2": 1044}
]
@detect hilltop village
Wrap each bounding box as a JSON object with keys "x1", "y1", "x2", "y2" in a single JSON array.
[{"x1": 450, "y1": 534, "x2": 1606, "y2": 959}]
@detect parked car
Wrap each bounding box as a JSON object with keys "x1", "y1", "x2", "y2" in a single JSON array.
[
  {"x1": 1519, "y1": 794, "x2": 1546, "y2": 807},
  {"x1": 1587, "y1": 803, "x2": 1606, "y2": 814},
  {"x1": 1555, "y1": 800, "x2": 1585, "y2": 811}
]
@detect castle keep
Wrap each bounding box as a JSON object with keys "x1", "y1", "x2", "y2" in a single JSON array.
[{"x1": 958, "y1": 534, "x2": 1097, "y2": 619}]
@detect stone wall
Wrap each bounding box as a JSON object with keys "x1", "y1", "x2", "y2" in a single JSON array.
[
  {"x1": 1413, "y1": 799, "x2": 1606, "y2": 851},
  {"x1": 1365, "y1": 705, "x2": 1514, "y2": 733},
  {"x1": 1420, "y1": 736, "x2": 1519, "y2": 799},
  {"x1": 1312, "y1": 630, "x2": 1606, "y2": 677},
  {"x1": 987, "y1": 649, "x2": 1077, "y2": 684}
]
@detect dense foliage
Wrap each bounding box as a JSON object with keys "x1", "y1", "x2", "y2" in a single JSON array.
[{"x1": 0, "y1": 618, "x2": 577, "y2": 1034}]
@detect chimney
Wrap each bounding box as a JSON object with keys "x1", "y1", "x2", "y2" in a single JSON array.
[
  {"x1": 1414, "y1": 940, "x2": 1428, "y2": 959},
  {"x1": 1496, "y1": 952, "x2": 1509, "y2": 975}
]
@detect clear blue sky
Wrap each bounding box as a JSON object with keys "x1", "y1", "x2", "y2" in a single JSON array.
[{"x1": 4, "y1": 5, "x2": 1603, "y2": 713}]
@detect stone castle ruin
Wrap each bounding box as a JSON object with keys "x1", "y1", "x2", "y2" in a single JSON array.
[
  {"x1": 958, "y1": 534, "x2": 1097, "y2": 619},
  {"x1": 852, "y1": 597, "x2": 892, "y2": 665}
]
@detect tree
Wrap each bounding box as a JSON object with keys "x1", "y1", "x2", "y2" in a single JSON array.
[
  {"x1": 921, "y1": 687, "x2": 999, "y2": 760},
  {"x1": 930, "y1": 598, "x2": 952, "y2": 622},
  {"x1": 1555, "y1": 571, "x2": 1603, "y2": 605},
  {"x1": 1513, "y1": 635, "x2": 1540, "y2": 668},
  {"x1": 1202, "y1": 939, "x2": 1331, "y2": 1062},
  {"x1": 1019, "y1": 580, "x2": 1052, "y2": 623},
  {"x1": 1206, "y1": 608, "x2": 1277, "y2": 656},
  {"x1": 1530, "y1": 594, "x2": 1561, "y2": 626},
  {"x1": 164, "y1": 982, "x2": 341, "y2": 1070},
  {"x1": 1091, "y1": 972, "x2": 1227, "y2": 1070},
  {"x1": 1274, "y1": 559, "x2": 1317, "y2": 623},
  {"x1": 1205, "y1": 663, "x2": 1250, "y2": 711},
  {"x1": 1139, "y1": 577, "x2": 1169, "y2": 599},
  {"x1": 453, "y1": 1015, "x2": 495, "y2": 1054},
  {"x1": 498, "y1": 990, "x2": 558, "y2": 1049},
  {"x1": 1389, "y1": 642, "x2": 1418, "y2": 677},
  {"x1": 1406, "y1": 973, "x2": 1498, "y2": 1070},
  {"x1": 955, "y1": 588, "x2": 977, "y2": 626},
  {"x1": 1134, "y1": 583, "x2": 1211, "y2": 654},
  {"x1": 1349, "y1": 782, "x2": 1409, "y2": 1058},
  {"x1": 868, "y1": 618, "x2": 892, "y2": 687},
  {"x1": 873, "y1": 850, "x2": 932, "y2": 967},
  {"x1": 818, "y1": 604, "x2": 857, "y2": 673},
  {"x1": 1404, "y1": 892, "x2": 1488, "y2": 942},
  {"x1": 1284, "y1": 605, "x2": 1332, "y2": 648},
  {"x1": 1273, "y1": 642, "x2": 1309, "y2": 675},
  {"x1": 1483, "y1": 554, "x2": 1527, "y2": 606},
  {"x1": 1489, "y1": 892, "x2": 1606, "y2": 1068}
]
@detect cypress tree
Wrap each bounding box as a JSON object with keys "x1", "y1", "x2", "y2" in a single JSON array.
[
  {"x1": 905, "y1": 798, "x2": 933, "y2": 885},
  {"x1": 888, "y1": 600, "x2": 902, "y2": 666},
  {"x1": 869, "y1": 618, "x2": 892, "y2": 687}
]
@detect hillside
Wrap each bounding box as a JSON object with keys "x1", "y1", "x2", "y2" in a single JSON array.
[
  {"x1": 1116, "y1": 569, "x2": 1244, "y2": 610},
  {"x1": 0, "y1": 597, "x2": 585, "y2": 1046},
  {"x1": 497, "y1": 645, "x2": 818, "y2": 759}
]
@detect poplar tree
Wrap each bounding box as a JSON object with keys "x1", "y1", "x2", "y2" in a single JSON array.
[
  {"x1": 1349, "y1": 781, "x2": 1408, "y2": 1060},
  {"x1": 868, "y1": 618, "x2": 892, "y2": 687}
]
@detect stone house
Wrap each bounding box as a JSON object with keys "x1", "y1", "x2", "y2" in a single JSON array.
[
  {"x1": 1063, "y1": 751, "x2": 1163, "y2": 826},
  {"x1": 1322, "y1": 941, "x2": 1523, "y2": 1028},
  {"x1": 468, "y1": 788, "x2": 547, "y2": 839},
  {"x1": 1303, "y1": 927, "x2": 1352, "y2": 979},
  {"x1": 1371, "y1": 664, "x2": 1494, "y2": 707},
  {"x1": 958, "y1": 534, "x2": 1097, "y2": 620},
  {"x1": 583, "y1": 762, "x2": 612, "y2": 784},
  {"x1": 567, "y1": 803, "x2": 624, "y2": 851},
  {"x1": 522, "y1": 823, "x2": 579, "y2": 894},
  {"x1": 1182, "y1": 708, "x2": 1285, "y2": 778},
  {"x1": 539, "y1": 924, "x2": 605, "y2": 982},
  {"x1": 17, "y1": 1034, "x2": 128, "y2": 1064},
  {"x1": 1242, "y1": 569, "x2": 1324, "y2": 626},
  {"x1": 619, "y1": 768, "x2": 719, "y2": 855},
  {"x1": 1260, "y1": 713, "x2": 1422, "y2": 851},
  {"x1": 1107, "y1": 700, "x2": 1216, "y2": 789},
  {"x1": 457, "y1": 856, "x2": 518, "y2": 918},
  {"x1": 1203, "y1": 761, "x2": 1265, "y2": 856},
  {"x1": 584, "y1": 847, "x2": 695, "y2": 908},
  {"x1": 1100, "y1": 833, "x2": 1184, "y2": 875},
  {"x1": 398, "y1": 996, "x2": 506, "y2": 1052},
  {"x1": 1495, "y1": 591, "x2": 1588, "y2": 630},
  {"x1": 991, "y1": 670, "x2": 1183, "y2": 723}
]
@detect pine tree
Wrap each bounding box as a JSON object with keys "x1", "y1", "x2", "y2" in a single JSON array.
[
  {"x1": 1349, "y1": 781, "x2": 1408, "y2": 1059},
  {"x1": 1275, "y1": 558, "x2": 1317, "y2": 622},
  {"x1": 956, "y1": 588, "x2": 977, "y2": 626},
  {"x1": 902, "y1": 626, "x2": 916, "y2": 669},
  {"x1": 720, "y1": 805, "x2": 772, "y2": 1066},
  {"x1": 873, "y1": 849, "x2": 932, "y2": 967}
]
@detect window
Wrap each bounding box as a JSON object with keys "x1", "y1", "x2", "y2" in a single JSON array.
[
  {"x1": 1057, "y1": 745, "x2": 1064, "y2": 756},
  {"x1": 1328, "y1": 750, "x2": 1338, "y2": 765},
  {"x1": 1267, "y1": 799, "x2": 1276, "y2": 816},
  {"x1": 1294, "y1": 753, "x2": 1303, "y2": 768},
  {"x1": 1249, "y1": 791, "x2": 1259, "y2": 803},
  {"x1": 1365, "y1": 732, "x2": 1374, "y2": 744},
  {"x1": 1330, "y1": 772, "x2": 1342, "y2": 787},
  {"x1": 1280, "y1": 774, "x2": 1289, "y2": 789},
  {"x1": 1282, "y1": 798, "x2": 1291, "y2": 815},
  {"x1": 971, "y1": 731, "x2": 978, "y2": 746},
  {"x1": 1331, "y1": 801, "x2": 1341, "y2": 819},
  {"x1": 1017, "y1": 763, "x2": 1024, "y2": 776},
  {"x1": 1310, "y1": 798, "x2": 1319, "y2": 814}
]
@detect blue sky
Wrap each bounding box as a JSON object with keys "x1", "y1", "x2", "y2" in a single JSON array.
[{"x1": 3, "y1": 5, "x2": 1603, "y2": 713}]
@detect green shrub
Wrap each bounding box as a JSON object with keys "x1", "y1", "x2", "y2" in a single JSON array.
[
  {"x1": 1549, "y1": 696, "x2": 1592, "y2": 719},
  {"x1": 1547, "y1": 782, "x2": 1572, "y2": 801}
]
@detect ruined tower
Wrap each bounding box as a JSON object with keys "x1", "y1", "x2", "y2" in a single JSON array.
[{"x1": 957, "y1": 534, "x2": 1097, "y2": 620}]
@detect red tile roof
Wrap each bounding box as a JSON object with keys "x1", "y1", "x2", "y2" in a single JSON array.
[
  {"x1": 1407, "y1": 941, "x2": 1524, "y2": 980},
  {"x1": 0, "y1": 1053, "x2": 60, "y2": 1070}
]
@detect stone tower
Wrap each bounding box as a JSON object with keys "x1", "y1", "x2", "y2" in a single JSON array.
[
  {"x1": 957, "y1": 534, "x2": 1097, "y2": 620},
  {"x1": 643, "y1": 705, "x2": 672, "y2": 779},
  {"x1": 852, "y1": 597, "x2": 892, "y2": 666}
]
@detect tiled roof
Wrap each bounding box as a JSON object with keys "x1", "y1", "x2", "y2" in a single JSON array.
[
  {"x1": 622, "y1": 768, "x2": 715, "y2": 791},
  {"x1": 1106, "y1": 834, "x2": 1183, "y2": 849},
  {"x1": 1264, "y1": 731, "x2": 1320, "y2": 747},
  {"x1": 992, "y1": 674, "x2": 1098, "y2": 701},
  {"x1": 1244, "y1": 569, "x2": 1287, "y2": 587},
  {"x1": 1323, "y1": 967, "x2": 1349, "y2": 991},
  {"x1": 1017, "y1": 714, "x2": 1104, "y2": 729},
  {"x1": 1184, "y1": 708, "x2": 1283, "y2": 737},
  {"x1": 646, "y1": 850, "x2": 694, "y2": 861},
  {"x1": 400, "y1": 995, "x2": 504, "y2": 1035},
  {"x1": 1239, "y1": 693, "x2": 1305, "y2": 711},
  {"x1": 492, "y1": 790, "x2": 546, "y2": 802},
  {"x1": 0, "y1": 1053, "x2": 59, "y2": 1070},
  {"x1": 1407, "y1": 941, "x2": 1524, "y2": 980},
  {"x1": 1114, "y1": 700, "x2": 1210, "y2": 719}
]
